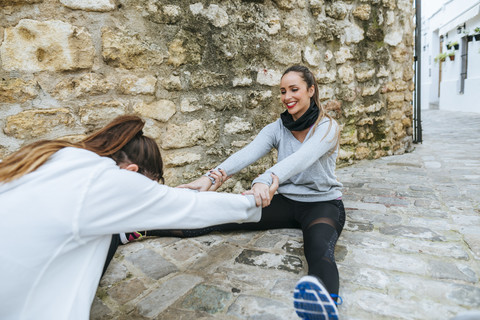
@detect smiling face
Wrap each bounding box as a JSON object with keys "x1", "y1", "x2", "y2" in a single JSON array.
[{"x1": 280, "y1": 71, "x2": 315, "y2": 121}]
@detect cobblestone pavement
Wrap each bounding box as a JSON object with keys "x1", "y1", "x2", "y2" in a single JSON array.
[{"x1": 91, "y1": 110, "x2": 480, "y2": 320}]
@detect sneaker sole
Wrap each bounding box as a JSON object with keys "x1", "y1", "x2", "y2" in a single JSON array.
[{"x1": 293, "y1": 276, "x2": 339, "y2": 320}]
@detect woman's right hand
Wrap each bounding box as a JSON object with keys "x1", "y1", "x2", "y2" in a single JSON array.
[{"x1": 243, "y1": 174, "x2": 279, "y2": 207}]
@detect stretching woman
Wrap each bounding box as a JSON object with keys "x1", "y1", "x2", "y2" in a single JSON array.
[
  {"x1": 0, "y1": 115, "x2": 277, "y2": 320},
  {"x1": 136, "y1": 65, "x2": 345, "y2": 319}
]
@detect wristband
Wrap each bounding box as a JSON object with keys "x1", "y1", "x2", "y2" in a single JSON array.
[{"x1": 204, "y1": 172, "x2": 216, "y2": 185}]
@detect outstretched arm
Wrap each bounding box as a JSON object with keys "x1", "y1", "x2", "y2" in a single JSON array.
[{"x1": 178, "y1": 121, "x2": 279, "y2": 191}]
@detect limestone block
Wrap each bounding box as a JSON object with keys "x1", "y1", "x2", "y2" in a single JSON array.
[
  {"x1": 387, "y1": 92, "x2": 405, "y2": 104},
  {"x1": 355, "y1": 146, "x2": 371, "y2": 159},
  {"x1": 167, "y1": 39, "x2": 187, "y2": 67},
  {"x1": 189, "y1": 3, "x2": 203, "y2": 15},
  {"x1": 356, "y1": 69, "x2": 375, "y2": 82},
  {"x1": 326, "y1": 2, "x2": 347, "y2": 20},
  {"x1": 4, "y1": 108, "x2": 74, "y2": 140},
  {"x1": 164, "y1": 151, "x2": 201, "y2": 168},
  {"x1": 224, "y1": 117, "x2": 252, "y2": 135},
  {"x1": 392, "y1": 45, "x2": 408, "y2": 62},
  {"x1": 338, "y1": 65, "x2": 355, "y2": 84},
  {"x1": 189, "y1": 3, "x2": 229, "y2": 28},
  {"x1": 335, "y1": 47, "x2": 353, "y2": 64},
  {"x1": 161, "y1": 119, "x2": 217, "y2": 149},
  {"x1": 180, "y1": 97, "x2": 203, "y2": 113},
  {"x1": 385, "y1": 10, "x2": 395, "y2": 26},
  {"x1": 397, "y1": 0, "x2": 412, "y2": 13},
  {"x1": 403, "y1": 67, "x2": 414, "y2": 81},
  {"x1": 357, "y1": 117, "x2": 374, "y2": 126},
  {"x1": 167, "y1": 34, "x2": 202, "y2": 67},
  {"x1": 247, "y1": 90, "x2": 273, "y2": 109},
  {"x1": 303, "y1": 45, "x2": 322, "y2": 67},
  {"x1": 119, "y1": 75, "x2": 157, "y2": 95},
  {"x1": 160, "y1": 75, "x2": 182, "y2": 91},
  {"x1": 190, "y1": 71, "x2": 226, "y2": 89},
  {"x1": 353, "y1": 4, "x2": 371, "y2": 20},
  {"x1": 60, "y1": 0, "x2": 115, "y2": 12},
  {"x1": 272, "y1": 0, "x2": 306, "y2": 10},
  {"x1": 263, "y1": 16, "x2": 281, "y2": 35},
  {"x1": 1, "y1": 19, "x2": 94, "y2": 72},
  {"x1": 317, "y1": 85, "x2": 334, "y2": 101},
  {"x1": 336, "y1": 84, "x2": 358, "y2": 102},
  {"x1": 384, "y1": 30, "x2": 403, "y2": 46},
  {"x1": 338, "y1": 147, "x2": 354, "y2": 160},
  {"x1": 203, "y1": 4, "x2": 229, "y2": 28},
  {"x1": 389, "y1": 110, "x2": 403, "y2": 120},
  {"x1": 52, "y1": 73, "x2": 113, "y2": 99},
  {"x1": 315, "y1": 68, "x2": 336, "y2": 84},
  {"x1": 147, "y1": 4, "x2": 182, "y2": 24},
  {"x1": 233, "y1": 76, "x2": 253, "y2": 87},
  {"x1": 79, "y1": 101, "x2": 126, "y2": 128},
  {"x1": 382, "y1": 0, "x2": 396, "y2": 10},
  {"x1": 102, "y1": 28, "x2": 166, "y2": 69},
  {"x1": 385, "y1": 80, "x2": 408, "y2": 92},
  {"x1": 362, "y1": 85, "x2": 380, "y2": 96},
  {"x1": 256, "y1": 68, "x2": 282, "y2": 86},
  {"x1": 324, "y1": 99, "x2": 342, "y2": 115},
  {"x1": 204, "y1": 93, "x2": 243, "y2": 110},
  {"x1": 343, "y1": 23, "x2": 365, "y2": 44},
  {"x1": 309, "y1": 0, "x2": 324, "y2": 16},
  {"x1": 392, "y1": 122, "x2": 404, "y2": 135},
  {"x1": 365, "y1": 102, "x2": 383, "y2": 113},
  {"x1": 340, "y1": 127, "x2": 358, "y2": 145},
  {"x1": 271, "y1": 40, "x2": 302, "y2": 65},
  {"x1": 0, "y1": 78, "x2": 37, "y2": 103},
  {"x1": 284, "y1": 11, "x2": 310, "y2": 37},
  {"x1": 134, "y1": 100, "x2": 176, "y2": 122},
  {"x1": 314, "y1": 18, "x2": 343, "y2": 42},
  {"x1": 377, "y1": 66, "x2": 389, "y2": 78}
]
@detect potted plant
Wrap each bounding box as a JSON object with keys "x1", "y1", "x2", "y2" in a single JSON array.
[
  {"x1": 464, "y1": 30, "x2": 473, "y2": 42},
  {"x1": 474, "y1": 27, "x2": 480, "y2": 41},
  {"x1": 450, "y1": 41, "x2": 459, "y2": 50},
  {"x1": 448, "y1": 51, "x2": 455, "y2": 61},
  {"x1": 446, "y1": 41, "x2": 452, "y2": 49},
  {"x1": 434, "y1": 52, "x2": 447, "y2": 63}
]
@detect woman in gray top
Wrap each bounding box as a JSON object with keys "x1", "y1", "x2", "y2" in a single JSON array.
[{"x1": 129, "y1": 65, "x2": 345, "y2": 320}]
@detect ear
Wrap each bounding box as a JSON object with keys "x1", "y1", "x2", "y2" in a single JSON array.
[
  {"x1": 123, "y1": 164, "x2": 139, "y2": 172},
  {"x1": 308, "y1": 85, "x2": 315, "y2": 98}
]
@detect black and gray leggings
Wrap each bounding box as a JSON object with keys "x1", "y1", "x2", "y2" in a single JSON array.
[{"x1": 145, "y1": 194, "x2": 346, "y2": 297}]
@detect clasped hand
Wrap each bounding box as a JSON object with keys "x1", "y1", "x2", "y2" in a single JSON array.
[{"x1": 178, "y1": 169, "x2": 279, "y2": 208}]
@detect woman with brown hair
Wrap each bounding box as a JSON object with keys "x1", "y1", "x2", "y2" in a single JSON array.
[
  {"x1": 0, "y1": 115, "x2": 278, "y2": 320},
  {"x1": 144, "y1": 65, "x2": 345, "y2": 319}
]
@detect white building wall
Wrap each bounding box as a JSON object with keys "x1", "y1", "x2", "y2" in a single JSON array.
[{"x1": 421, "y1": 0, "x2": 480, "y2": 113}]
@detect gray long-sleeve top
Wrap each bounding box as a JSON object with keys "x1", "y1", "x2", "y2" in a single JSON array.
[{"x1": 216, "y1": 117, "x2": 343, "y2": 202}]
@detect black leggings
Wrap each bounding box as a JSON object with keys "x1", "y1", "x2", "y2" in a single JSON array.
[{"x1": 125, "y1": 194, "x2": 346, "y2": 296}]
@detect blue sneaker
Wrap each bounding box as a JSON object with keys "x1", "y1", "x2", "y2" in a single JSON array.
[{"x1": 293, "y1": 276, "x2": 339, "y2": 320}]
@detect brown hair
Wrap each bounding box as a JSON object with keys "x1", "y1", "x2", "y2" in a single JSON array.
[
  {"x1": 281, "y1": 65, "x2": 340, "y2": 149},
  {"x1": 0, "y1": 115, "x2": 163, "y2": 183}
]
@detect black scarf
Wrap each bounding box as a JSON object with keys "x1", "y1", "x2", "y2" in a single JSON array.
[{"x1": 280, "y1": 100, "x2": 319, "y2": 131}]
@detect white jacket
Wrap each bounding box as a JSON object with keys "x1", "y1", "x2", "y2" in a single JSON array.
[{"x1": 0, "y1": 147, "x2": 260, "y2": 320}]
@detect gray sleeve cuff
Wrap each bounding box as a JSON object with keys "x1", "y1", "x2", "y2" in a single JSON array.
[{"x1": 251, "y1": 171, "x2": 273, "y2": 187}]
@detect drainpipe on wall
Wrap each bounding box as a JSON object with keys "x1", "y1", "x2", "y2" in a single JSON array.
[{"x1": 414, "y1": 0, "x2": 423, "y2": 143}]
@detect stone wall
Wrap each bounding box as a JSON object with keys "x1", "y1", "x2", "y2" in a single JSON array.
[{"x1": 0, "y1": 0, "x2": 415, "y2": 189}]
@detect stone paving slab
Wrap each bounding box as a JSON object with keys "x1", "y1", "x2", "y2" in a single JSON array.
[{"x1": 91, "y1": 110, "x2": 480, "y2": 320}]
